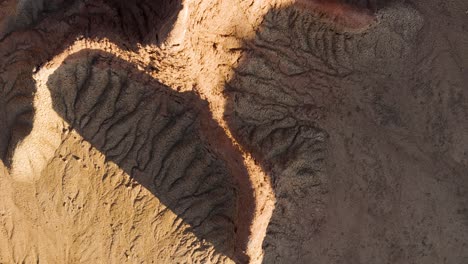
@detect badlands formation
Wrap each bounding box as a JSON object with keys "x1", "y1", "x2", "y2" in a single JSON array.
[{"x1": 0, "y1": 0, "x2": 467, "y2": 263}]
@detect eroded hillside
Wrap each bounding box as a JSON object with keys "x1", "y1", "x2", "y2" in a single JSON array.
[{"x1": 0, "y1": 0, "x2": 467, "y2": 263}]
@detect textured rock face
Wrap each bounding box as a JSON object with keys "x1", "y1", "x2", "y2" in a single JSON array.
[{"x1": 1, "y1": 0, "x2": 468, "y2": 263}]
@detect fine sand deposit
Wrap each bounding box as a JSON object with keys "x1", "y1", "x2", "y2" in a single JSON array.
[{"x1": 0, "y1": 0, "x2": 467, "y2": 263}]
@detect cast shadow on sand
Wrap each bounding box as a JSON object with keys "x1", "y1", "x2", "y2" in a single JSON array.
[{"x1": 45, "y1": 49, "x2": 255, "y2": 263}]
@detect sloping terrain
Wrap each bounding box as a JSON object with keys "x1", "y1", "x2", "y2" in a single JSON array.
[{"x1": 0, "y1": 0, "x2": 467, "y2": 263}]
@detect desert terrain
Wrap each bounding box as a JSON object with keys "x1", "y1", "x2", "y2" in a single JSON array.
[{"x1": 0, "y1": 0, "x2": 467, "y2": 263}]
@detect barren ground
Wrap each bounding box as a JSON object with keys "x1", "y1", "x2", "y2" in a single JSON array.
[{"x1": 0, "y1": 0, "x2": 467, "y2": 263}]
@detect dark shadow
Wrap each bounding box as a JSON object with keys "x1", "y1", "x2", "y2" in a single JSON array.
[
  {"x1": 225, "y1": 0, "x2": 441, "y2": 261},
  {"x1": 222, "y1": 4, "x2": 376, "y2": 263},
  {"x1": 0, "y1": 0, "x2": 77, "y2": 41},
  {"x1": 0, "y1": 35, "x2": 57, "y2": 167},
  {"x1": 0, "y1": 68, "x2": 35, "y2": 168},
  {"x1": 81, "y1": 0, "x2": 183, "y2": 50},
  {"x1": 46, "y1": 49, "x2": 254, "y2": 263}
]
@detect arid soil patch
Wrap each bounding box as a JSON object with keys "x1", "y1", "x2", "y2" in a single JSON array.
[{"x1": 0, "y1": 0, "x2": 467, "y2": 263}]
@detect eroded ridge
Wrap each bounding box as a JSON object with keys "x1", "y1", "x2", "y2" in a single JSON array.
[
  {"x1": 46, "y1": 51, "x2": 240, "y2": 261},
  {"x1": 287, "y1": 0, "x2": 377, "y2": 32},
  {"x1": 225, "y1": 9, "x2": 335, "y2": 262},
  {"x1": 0, "y1": 9, "x2": 77, "y2": 170},
  {"x1": 224, "y1": 3, "x2": 427, "y2": 262}
]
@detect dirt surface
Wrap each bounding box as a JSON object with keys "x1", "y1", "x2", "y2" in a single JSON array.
[{"x1": 0, "y1": 0, "x2": 467, "y2": 263}]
